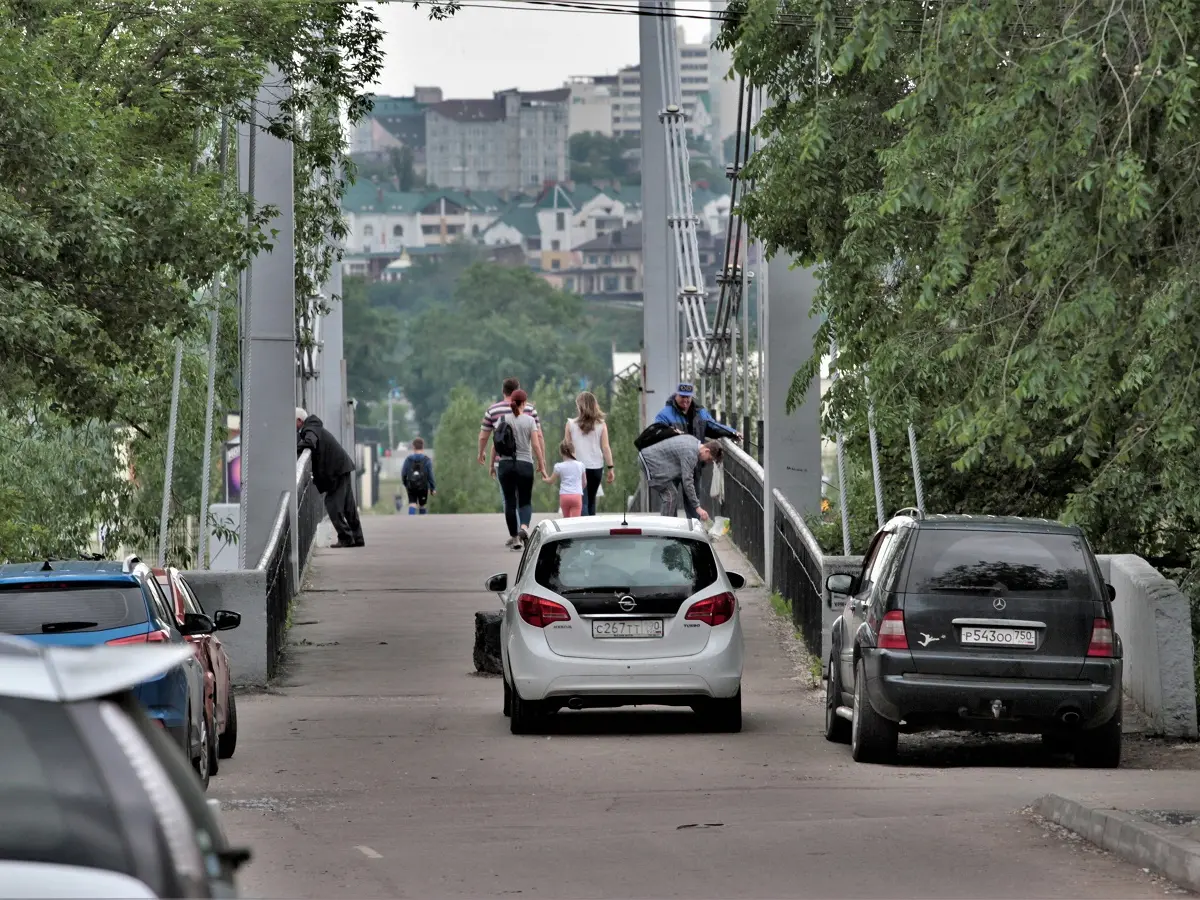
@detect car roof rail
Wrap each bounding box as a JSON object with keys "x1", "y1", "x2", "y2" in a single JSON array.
[
  {"x1": 893, "y1": 507, "x2": 924, "y2": 520},
  {"x1": 122, "y1": 554, "x2": 143, "y2": 573}
]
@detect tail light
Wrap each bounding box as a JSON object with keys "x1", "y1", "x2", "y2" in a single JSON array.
[
  {"x1": 685, "y1": 592, "x2": 736, "y2": 626},
  {"x1": 517, "y1": 594, "x2": 570, "y2": 628},
  {"x1": 1087, "y1": 618, "x2": 1115, "y2": 657},
  {"x1": 107, "y1": 629, "x2": 170, "y2": 645},
  {"x1": 878, "y1": 610, "x2": 908, "y2": 650}
]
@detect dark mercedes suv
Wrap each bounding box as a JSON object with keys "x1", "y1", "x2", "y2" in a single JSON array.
[{"x1": 824, "y1": 513, "x2": 1123, "y2": 767}]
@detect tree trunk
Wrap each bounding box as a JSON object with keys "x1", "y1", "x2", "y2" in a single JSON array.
[{"x1": 473, "y1": 610, "x2": 503, "y2": 675}]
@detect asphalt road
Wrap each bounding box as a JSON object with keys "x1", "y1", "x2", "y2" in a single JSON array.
[{"x1": 211, "y1": 514, "x2": 1189, "y2": 898}]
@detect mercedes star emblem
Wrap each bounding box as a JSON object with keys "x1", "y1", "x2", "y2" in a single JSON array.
[
  {"x1": 992, "y1": 597, "x2": 1007, "y2": 611},
  {"x1": 618, "y1": 595, "x2": 637, "y2": 612}
]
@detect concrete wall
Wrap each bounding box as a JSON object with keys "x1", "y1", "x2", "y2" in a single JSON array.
[
  {"x1": 1097, "y1": 554, "x2": 1198, "y2": 738},
  {"x1": 183, "y1": 569, "x2": 269, "y2": 689}
]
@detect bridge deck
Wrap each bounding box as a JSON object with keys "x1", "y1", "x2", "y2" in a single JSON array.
[{"x1": 212, "y1": 514, "x2": 1188, "y2": 899}]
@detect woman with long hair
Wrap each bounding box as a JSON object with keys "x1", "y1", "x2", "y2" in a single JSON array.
[
  {"x1": 496, "y1": 389, "x2": 546, "y2": 548},
  {"x1": 564, "y1": 390, "x2": 614, "y2": 516}
]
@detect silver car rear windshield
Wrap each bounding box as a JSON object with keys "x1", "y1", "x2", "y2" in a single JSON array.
[
  {"x1": 0, "y1": 583, "x2": 148, "y2": 635},
  {"x1": 535, "y1": 535, "x2": 719, "y2": 596},
  {"x1": 905, "y1": 530, "x2": 1095, "y2": 598}
]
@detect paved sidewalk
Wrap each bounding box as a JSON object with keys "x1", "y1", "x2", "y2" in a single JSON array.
[{"x1": 211, "y1": 514, "x2": 1193, "y2": 899}]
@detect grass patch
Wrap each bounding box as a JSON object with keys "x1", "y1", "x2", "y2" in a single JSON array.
[
  {"x1": 769, "y1": 590, "x2": 792, "y2": 620},
  {"x1": 808, "y1": 655, "x2": 823, "y2": 685},
  {"x1": 369, "y1": 478, "x2": 405, "y2": 515}
]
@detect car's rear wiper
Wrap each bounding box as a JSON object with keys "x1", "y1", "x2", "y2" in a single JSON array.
[
  {"x1": 927, "y1": 585, "x2": 1002, "y2": 593},
  {"x1": 557, "y1": 586, "x2": 630, "y2": 596},
  {"x1": 41, "y1": 620, "x2": 99, "y2": 633}
]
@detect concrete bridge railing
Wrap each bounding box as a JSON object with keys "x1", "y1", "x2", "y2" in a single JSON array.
[
  {"x1": 184, "y1": 450, "x2": 327, "y2": 687},
  {"x1": 714, "y1": 439, "x2": 1198, "y2": 739}
]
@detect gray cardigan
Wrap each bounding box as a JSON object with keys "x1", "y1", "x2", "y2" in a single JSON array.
[{"x1": 639, "y1": 434, "x2": 702, "y2": 510}]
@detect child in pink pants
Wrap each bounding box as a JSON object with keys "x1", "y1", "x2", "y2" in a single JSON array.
[{"x1": 543, "y1": 440, "x2": 586, "y2": 517}]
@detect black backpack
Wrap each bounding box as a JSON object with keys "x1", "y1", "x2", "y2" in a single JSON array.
[
  {"x1": 407, "y1": 456, "x2": 428, "y2": 491},
  {"x1": 493, "y1": 414, "x2": 518, "y2": 458},
  {"x1": 634, "y1": 422, "x2": 682, "y2": 452}
]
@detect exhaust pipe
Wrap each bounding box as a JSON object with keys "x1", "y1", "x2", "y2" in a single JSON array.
[
  {"x1": 1060, "y1": 709, "x2": 1081, "y2": 725},
  {"x1": 567, "y1": 697, "x2": 584, "y2": 710}
]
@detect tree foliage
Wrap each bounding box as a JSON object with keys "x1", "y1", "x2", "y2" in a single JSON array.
[
  {"x1": 720, "y1": 0, "x2": 1200, "y2": 560},
  {"x1": 400, "y1": 262, "x2": 606, "y2": 437},
  {"x1": 0, "y1": 0, "x2": 458, "y2": 561}
]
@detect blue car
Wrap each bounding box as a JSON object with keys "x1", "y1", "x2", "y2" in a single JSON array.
[{"x1": 0, "y1": 556, "x2": 215, "y2": 789}]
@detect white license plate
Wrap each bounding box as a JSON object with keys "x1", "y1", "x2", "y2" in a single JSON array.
[
  {"x1": 960, "y1": 626, "x2": 1037, "y2": 647},
  {"x1": 592, "y1": 619, "x2": 664, "y2": 639}
]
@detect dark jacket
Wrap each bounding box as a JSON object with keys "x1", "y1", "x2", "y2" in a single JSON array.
[
  {"x1": 297, "y1": 414, "x2": 355, "y2": 493},
  {"x1": 401, "y1": 453, "x2": 436, "y2": 492},
  {"x1": 654, "y1": 395, "x2": 739, "y2": 442}
]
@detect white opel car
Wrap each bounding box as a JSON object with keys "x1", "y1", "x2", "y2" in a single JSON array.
[{"x1": 485, "y1": 515, "x2": 746, "y2": 734}]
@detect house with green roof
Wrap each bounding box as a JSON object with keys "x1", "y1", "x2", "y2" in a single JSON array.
[{"x1": 340, "y1": 181, "x2": 508, "y2": 280}]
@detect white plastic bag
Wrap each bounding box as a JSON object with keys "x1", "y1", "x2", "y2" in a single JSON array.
[{"x1": 709, "y1": 462, "x2": 725, "y2": 501}]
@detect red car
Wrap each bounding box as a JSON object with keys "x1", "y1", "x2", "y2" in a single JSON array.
[{"x1": 154, "y1": 566, "x2": 241, "y2": 774}]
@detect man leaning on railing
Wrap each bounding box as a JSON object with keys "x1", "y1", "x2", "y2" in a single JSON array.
[{"x1": 296, "y1": 407, "x2": 364, "y2": 549}]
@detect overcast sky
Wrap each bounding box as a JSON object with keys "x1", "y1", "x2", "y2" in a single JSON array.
[{"x1": 370, "y1": 1, "x2": 715, "y2": 99}]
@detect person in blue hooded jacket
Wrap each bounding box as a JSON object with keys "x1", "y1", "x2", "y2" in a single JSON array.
[{"x1": 654, "y1": 382, "x2": 741, "y2": 511}]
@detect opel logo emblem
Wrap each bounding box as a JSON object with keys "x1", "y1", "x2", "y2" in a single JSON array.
[
  {"x1": 618, "y1": 595, "x2": 637, "y2": 612},
  {"x1": 993, "y1": 597, "x2": 1007, "y2": 611}
]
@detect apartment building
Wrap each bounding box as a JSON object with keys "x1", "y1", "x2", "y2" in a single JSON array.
[
  {"x1": 350, "y1": 88, "x2": 443, "y2": 173},
  {"x1": 424, "y1": 88, "x2": 569, "y2": 192},
  {"x1": 610, "y1": 28, "x2": 713, "y2": 139}
]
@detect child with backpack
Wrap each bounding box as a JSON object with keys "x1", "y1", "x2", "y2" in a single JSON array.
[
  {"x1": 542, "y1": 440, "x2": 587, "y2": 518},
  {"x1": 401, "y1": 437, "x2": 436, "y2": 515}
]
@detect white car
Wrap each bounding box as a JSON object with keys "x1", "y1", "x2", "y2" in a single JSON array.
[{"x1": 485, "y1": 514, "x2": 747, "y2": 734}]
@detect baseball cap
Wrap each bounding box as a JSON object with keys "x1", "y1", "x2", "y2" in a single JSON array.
[{"x1": 676, "y1": 382, "x2": 695, "y2": 398}]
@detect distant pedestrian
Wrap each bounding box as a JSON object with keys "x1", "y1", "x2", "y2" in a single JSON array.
[
  {"x1": 565, "y1": 390, "x2": 615, "y2": 516},
  {"x1": 638, "y1": 433, "x2": 723, "y2": 521},
  {"x1": 401, "y1": 437, "x2": 436, "y2": 516},
  {"x1": 296, "y1": 407, "x2": 364, "y2": 548},
  {"x1": 654, "y1": 382, "x2": 740, "y2": 512},
  {"x1": 478, "y1": 378, "x2": 543, "y2": 543},
  {"x1": 543, "y1": 440, "x2": 587, "y2": 518},
  {"x1": 493, "y1": 389, "x2": 547, "y2": 549}
]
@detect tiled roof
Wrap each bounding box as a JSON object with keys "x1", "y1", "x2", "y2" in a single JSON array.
[
  {"x1": 574, "y1": 223, "x2": 642, "y2": 252},
  {"x1": 342, "y1": 181, "x2": 427, "y2": 214},
  {"x1": 429, "y1": 98, "x2": 506, "y2": 122},
  {"x1": 485, "y1": 204, "x2": 540, "y2": 238},
  {"x1": 533, "y1": 184, "x2": 576, "y2": 211}
]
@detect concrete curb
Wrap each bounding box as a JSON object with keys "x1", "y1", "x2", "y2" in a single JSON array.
[{"x1": 1036, "y1": 794, "x2": 1200, "y2": 892}]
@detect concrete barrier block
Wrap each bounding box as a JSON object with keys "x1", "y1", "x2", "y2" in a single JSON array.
[
  {"x1": 182, "y1": 569, "x2": 269, "y2": 688},
  {"x1": 1099, "y1": 554, "x2": 1197, "y2": 738}
]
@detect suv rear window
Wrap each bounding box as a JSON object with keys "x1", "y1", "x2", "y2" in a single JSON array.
[
  {"x1": 905, "y1": 530, "x2": 1094, "y2": 598},
  {"x1": 0, "y1": 697, "x2": 131, "y2": 874},
  {"x1": 0, "y1": 582, "x2": 149, "y2": 635},
  {"x1": 535, "y1": 535, "x2": 719, "y2": 595}
]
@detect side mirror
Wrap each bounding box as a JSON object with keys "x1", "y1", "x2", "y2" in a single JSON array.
[
  {"x1": 826, "y1": 573, "x2": 854, "y2": 596},
  {"x1": 727, "y1": 572, "x2": 746, "y2": 590},
  {"x1": 213, "y1": 610, "x2": 241, "y2": 632},
  {"x1": 1107, "y1": 583, "x2": 1116, "y2": 602},
  {"x1": 179, "y1": 612, "x2": 215, "y2": 636},
  {"x1": 485, "y1": 573, "x2": 508, "y2": 593}
]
